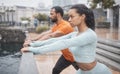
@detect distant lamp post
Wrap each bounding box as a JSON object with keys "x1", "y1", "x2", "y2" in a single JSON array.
[
  {"x1": 5, "y1": 6, "x2": 15, "y2": 26},
  {"x1": 5, "y1": 8, "x2": 10, "y2": 24},
  {"x1": 10, "y1": 7, "x2": 15, "y2": 26},
  {"x1": 0, "y1": 3, "x2": 5, "y2": 23}
]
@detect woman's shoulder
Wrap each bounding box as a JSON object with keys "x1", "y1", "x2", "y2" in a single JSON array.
[
  {"x1": 87, "y1": 28, "x2": 97, "y2": 39},
  {"x1": 87, "y1": 28, "x2": 96, "y2": 34}
]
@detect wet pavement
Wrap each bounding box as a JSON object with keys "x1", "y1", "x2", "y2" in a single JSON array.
[
  {"x1": 0, "y1": 43, "x2": 22, "y2": 74},
  {"x1": 95, "y1": 27, "x2": 120, "y2": 41},
  {"x1": 0, "y1": 54, "x2": 20, "y2": 74}
]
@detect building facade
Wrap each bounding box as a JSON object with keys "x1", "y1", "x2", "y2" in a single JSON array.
[
  {"x1": 53, "y1": 0, "x2": 72, "y2": 7},
  {"x1": 0, "y1": 5, "x2": 35, "y2": 25},
  {"x1": 0, "y1": 5, "x2": 49, "y2": 26},
  {"x1": 107, "y1": 0, "x2": 120, "y2": 28}
]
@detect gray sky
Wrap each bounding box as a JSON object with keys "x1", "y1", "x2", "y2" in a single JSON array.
[{"x1": 0, "y1": 0, "x2": 88, "y2": 8}]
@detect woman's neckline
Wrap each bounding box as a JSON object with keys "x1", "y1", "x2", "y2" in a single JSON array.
[{"x1": 76, "y1": 28, "x2": 90, "y2": 36}]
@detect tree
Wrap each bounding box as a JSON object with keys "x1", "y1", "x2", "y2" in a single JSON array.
[
  {"x1": 90, "y1": 0, "x2": 115, "y2": 9},
  {"x1": 21, "y1": 17, "x2": 31, "y2": 22},
  {"x1": 36, "y1": 13, "x2": 48, "y2": 22},
  {"x1": 9, "y1": 9, "x2": 15, "y2": 25},
  {"x1": 63, "y1": 13, "x2": 69, "y2": 21},
  {"x1": 5, "y1": 9, "x2": 9, "y2": 23}
]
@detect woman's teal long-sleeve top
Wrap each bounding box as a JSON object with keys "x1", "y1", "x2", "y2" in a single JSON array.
[{"x1": 29, "y1": 28, "x2": 97, "y2": 63}]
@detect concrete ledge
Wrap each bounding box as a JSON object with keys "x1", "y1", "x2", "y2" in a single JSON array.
[{"x1": 18, "y1": 52, "x2": 39, "y2": 74}]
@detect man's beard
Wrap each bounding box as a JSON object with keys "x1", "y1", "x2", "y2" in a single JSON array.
[{"x1": 51, "y1": 18, "x2": 57, "y2": 23}]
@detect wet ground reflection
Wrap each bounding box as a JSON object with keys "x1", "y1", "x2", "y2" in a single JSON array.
[{"x1": 95, "y1": 27, "x2": 120, "y2": 41}]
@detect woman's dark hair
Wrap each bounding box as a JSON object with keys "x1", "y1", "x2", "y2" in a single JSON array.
[
  {"x1": 52, "y1": 6, "x2": 64, "y2": 17},
  {"x1": 70, "y1": 4, "x2": 95, "y2": 30}
]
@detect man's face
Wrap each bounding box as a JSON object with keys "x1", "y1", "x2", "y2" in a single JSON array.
[{"x1": 49, "y1": 9, "x2": 58, "y2": 23}]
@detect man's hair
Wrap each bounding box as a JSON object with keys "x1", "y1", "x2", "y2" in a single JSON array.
[{"x1": 51, "y1": 6, "x2": 64, "y2": 17}]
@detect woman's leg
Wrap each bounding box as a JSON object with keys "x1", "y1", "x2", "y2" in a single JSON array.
[
  {"x1": 52, "y1": 55, "x2": 72, "y2": 74},
  {"x1": 94, "y1": 62, "x2": 112, "y2": 74},
  {"x1": 80, "y1": 62, "x2": 112, "y2": 74}
]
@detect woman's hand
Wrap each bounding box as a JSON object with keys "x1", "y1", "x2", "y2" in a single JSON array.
[
  {"x1": 23, "y1": 40, "x2": 32, "y2": 47},
  {"x1": 21, "y1": 47, "x2": 30, "y2": 53}
]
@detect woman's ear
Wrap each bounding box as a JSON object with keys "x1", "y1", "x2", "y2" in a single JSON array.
[{"x1": 81, "y1": 14, "x2": 86, "y2": 19}]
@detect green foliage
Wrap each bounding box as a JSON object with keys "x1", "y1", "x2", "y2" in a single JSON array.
[
  {"x1": 102, "y1": 0, "x2": 115, "y2": 8},
  {"x1": 21, "y1": 17, "x2": 31, "y2": 22},
  {"x1": 36, "y1": 13, "x2": 48, "y2": 22},
  {"x1": 90, "y1": 2, "x2": 97, "y2": 9},
  {"x1": 90, "y1": 0, "x2": 115, "y2": 9},
  {"x1": 63, "y1": 13, "x2": 69, "y2": 21},
  {"x1": 35, "y1": 25, "x2": 50, "y2": 33}
]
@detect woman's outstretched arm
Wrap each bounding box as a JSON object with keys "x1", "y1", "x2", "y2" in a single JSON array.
[{"x1": 22, "y1": 30, "x2": 97, "y2": 54}]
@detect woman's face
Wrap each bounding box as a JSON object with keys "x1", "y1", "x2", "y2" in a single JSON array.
[{"x1": 68, "y1": 9, "x2": 83, "y2": 27}]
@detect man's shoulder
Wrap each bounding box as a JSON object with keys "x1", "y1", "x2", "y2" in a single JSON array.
[
  {"x1": 59, "y1": 20, "x2": 70, "y2": 27},
  {"x1": 59, "y1": 20, "x2": 74, "y2": 32},
  {"x1": 62, "y1": 20, "x2": 69, "y2": 24}
]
